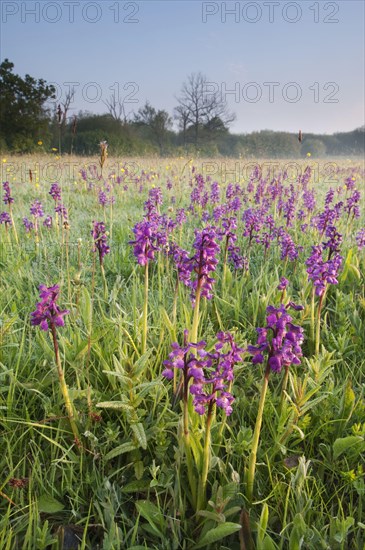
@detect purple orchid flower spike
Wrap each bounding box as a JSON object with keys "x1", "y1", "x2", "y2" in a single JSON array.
[
  {"x1": 3, "y1": 182, "x2": 14, "y2": 205},
  {"x1": 356, "y1": 228, "x2": 365, "y2": 250},
  {"x1": 49, "y1": 183, "x2": 61, "y2": 203},
  {"x1": 277, "y1": 277, "x2": 289, "y2": 291},
  {"x1": 247, "y1": 303, "x2": 304, "y2": 374},
  {"x1": 31, "y1": 284, "x2": 69, "y2": 331},
  {"x1": 92, "y1": 221, "x2": 110, "y2": 266},
  {"x1": 129, "y1": 219, "x2": 159, "y2": 266},
  {"x1": 0, "y1": 211, "x2": 12, "y2": 226}
]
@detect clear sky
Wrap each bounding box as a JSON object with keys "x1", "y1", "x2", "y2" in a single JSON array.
[{"x1": 1, "y1": 0, "x2": 364, "y2": 134}]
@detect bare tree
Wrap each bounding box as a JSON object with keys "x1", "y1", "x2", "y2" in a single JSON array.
[
  {"x1": 104, "y1": 94, "x2": 131, "y2": 124},
  {"x1": 174, "y1": 105, "x2": 190, "y2": 150},
  {"x1": 59, "y1": 87, "x2": 76, "y2": 125},
  {"x1": 70, "y1": 115, "x2": 77, "y2": 155},
  {"x1": 175, "y1": 72, "x2": 235, "y2": 148},
  {"x1": 55, "y1": 87, "x2": 76, "y2": 154}
]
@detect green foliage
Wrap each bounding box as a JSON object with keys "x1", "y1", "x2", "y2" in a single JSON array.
[
  {"x1": 0, "y1": 157, "x2": 364, "y2": 549},
  {"x1": 0, "y1": 59, "x2": 55, "y2": 152}
]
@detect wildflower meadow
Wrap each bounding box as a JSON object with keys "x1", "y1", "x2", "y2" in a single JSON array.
[{"x1": 0, "y1": 154, "x2": 364, "y2": 549}]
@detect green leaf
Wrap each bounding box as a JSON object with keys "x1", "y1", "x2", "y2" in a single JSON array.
[
  {"x1": 74, "y1": 342, "x2": 89, "y2": 361},
  {"x1": 134, "y1": 460, "x2": 144, "y2": 480},
  {"x1": 136, "y1": 500, "x2": 165, "y2": 539},
  {"x1": 262, "y1": 535, "x2": 278, "y2": 550},
  {"x1": 131, "y1": 423, "x2": 147, "y2": 450},
  {"x1": 68, "y1": 388, "x2": 89, "y2": 400},
  {"x1": 288, "y1": 513, "x2": 307, "y2": 550},
  {"x1": 121, "y1": 480, "x2": 150, "y2": 493},
  {"x1": 160, "y1": 307, "x2": 175, "y2": 337},
  {"x1": 105, "y1": 442, "x2": 137, "y2": 461},
  {"x1": 340, "y1": 249, "x2": 353, "y2": 283},
  {"x1": 134, "y1": 380, "x2": 162, "y2": 400},
  {"x1": 38, "y1": 494, "x2": 64, "y2": 514},
  {"x1": 103, "y1": 369, "x2": 130, "y2": 388},
  {"x1": 189, "y1": 430, "x2": 203, "y2": 471},
  {"x1": 132, "y1": 349, "x2": 154, "y2": 377},
  {"x1": 257, "y1": 503, "x2": 269, "y2": 544},
  {"x1": 197, "y1": 510, "x2": 222, "y2": 522},
  {"x1": 349, "y1": 264, "x2": 361, "y2": 280},
  {"x1": 192, "y1": 522, "x2": 242, "y2": 549},
  {"x1": 333, "y1": 436, "x2": 364, "y2": 459},
  {"x1": 343, "y1": 380, "x2": 356, "y2": 418},
  {"x1": 96, "y1": 401, "x2": 134, "y2": 411},
  {"x1": 80, "y1": 287, "x2": 93, "y2": 333}
]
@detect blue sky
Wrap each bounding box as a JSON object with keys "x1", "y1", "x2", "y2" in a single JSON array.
[{"x1": 1, "y1": 0, "x2": 364, "y2": 133}]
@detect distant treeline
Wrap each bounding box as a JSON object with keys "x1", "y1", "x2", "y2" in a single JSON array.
[
  {"x1": 1, "y1": 59, "x2": 364, "y2": 158},
  {"x1": 53, "y1": 114, "x2": 365, "y2": 158}
]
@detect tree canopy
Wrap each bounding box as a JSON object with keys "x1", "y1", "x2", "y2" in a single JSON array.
[{"x1": 0, "y1": 59, "x2": 55, "y2": 151}]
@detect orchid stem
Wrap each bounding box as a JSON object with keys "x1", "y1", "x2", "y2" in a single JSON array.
[
  {"x1": 191, "y1": 284, "x2": 201, "y2": 345},
  {"x1": 142, "y1": 262, "x2": 149, "y2": 354},
  {"x1": 198, "y1": 400, "x2": 214, "y2": 511},
  {"x1": 315, "y1": 291, "x2": 325, "y2": 355},
  {"x1": 183, "y1": 365, "x2": 197, "y2": 508},
  {"x1": 51, "y1": 323, "x2": 80, "y2": 446},
  {"x1": 247, "y1": 362, "x2": 270, "y2": 504}
]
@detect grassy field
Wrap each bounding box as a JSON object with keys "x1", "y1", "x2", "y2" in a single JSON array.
[{"x1": 0, "y1": 154, "x2": 364, "y2": 549}]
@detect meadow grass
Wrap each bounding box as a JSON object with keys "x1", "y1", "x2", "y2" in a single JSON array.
[{"x1": 0, "y1": 154, "x2": 364, "y2": 549}]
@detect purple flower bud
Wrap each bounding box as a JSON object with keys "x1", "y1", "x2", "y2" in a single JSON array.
[
  {"x1": 287, "y1": 302, "x2": 304, "y2": 311},
  {"x1": 277, "y1": 277, "x2": 289, "y2": 291}
]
